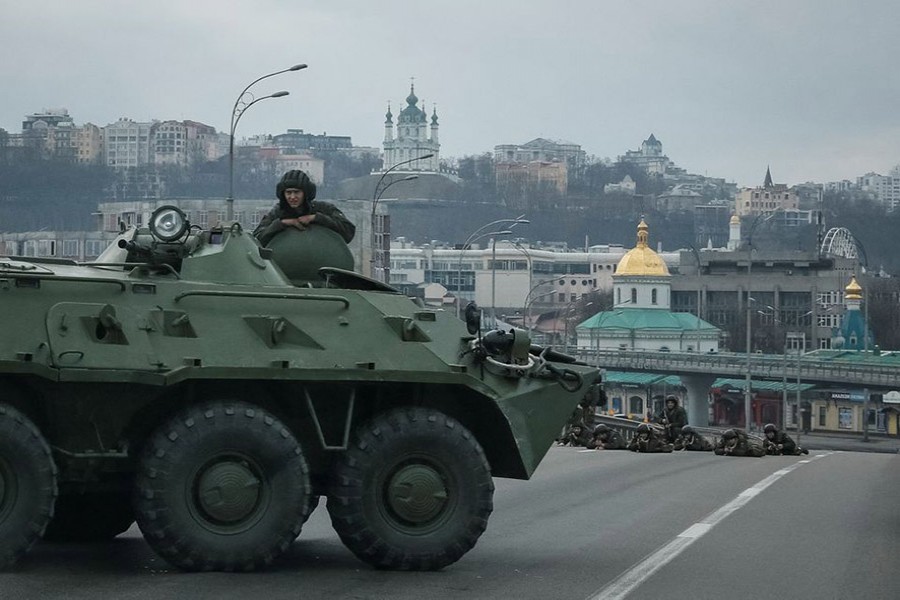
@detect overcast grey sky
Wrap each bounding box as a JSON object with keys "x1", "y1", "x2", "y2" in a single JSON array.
[{"x1": 3, "y1": 0, "x2": 898, "y2": 187}]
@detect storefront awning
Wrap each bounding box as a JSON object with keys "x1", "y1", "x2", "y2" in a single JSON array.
[{"x1": 712, "y1": 378, "x2": 816, "y2": 393}]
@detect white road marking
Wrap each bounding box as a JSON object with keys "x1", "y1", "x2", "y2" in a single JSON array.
[{"x1": 587, "y1": 453, "x2": 830, "y2": 600}]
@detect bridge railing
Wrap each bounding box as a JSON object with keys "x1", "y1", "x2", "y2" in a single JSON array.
[{"x1": 572, "y1": 348, "x2": 900, "y2": 389}]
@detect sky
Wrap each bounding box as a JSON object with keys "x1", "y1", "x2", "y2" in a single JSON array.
[{"x1": 2, "y1": 0, "x2": 899, "y2": 188}]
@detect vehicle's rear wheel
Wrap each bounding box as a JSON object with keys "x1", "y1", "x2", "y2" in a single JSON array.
[
  {"x1": 43, "y1": 491, "x2": 134, "y2": 542},
  {"x1": 328, "y1": 407, "x2": 494, "y2": 570},
  {"x1": 134, "y1": 401, "x2": 311, "y2": 571},
  {"x1": 0, "y1": 403, "x2": 57, "y2": 569}
]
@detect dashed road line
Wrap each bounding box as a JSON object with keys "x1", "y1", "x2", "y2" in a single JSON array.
[{"x1": 587, "y1": 452, "x2": 832, "y2": 600}]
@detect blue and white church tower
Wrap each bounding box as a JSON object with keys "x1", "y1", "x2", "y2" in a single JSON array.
[{"x1": 382, "y1": 81, "x2": 440, "y2": 172}]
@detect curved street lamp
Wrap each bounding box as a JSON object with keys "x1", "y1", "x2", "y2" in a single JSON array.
[
  {"x1": 369, "y1": 174, "x2": 418, "y2": 279},
  {"x1": 370, "y1": 153, "x2": 434, "y2": 282},
  {"x1": 226, "y1": 63, "x2": 307, "y2": 221},
  {"x1": 455, "y1": 216, "x2": 529, "y2": 318}
]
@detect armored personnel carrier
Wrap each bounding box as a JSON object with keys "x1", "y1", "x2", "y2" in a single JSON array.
[{"x1": 0, "y1": 206, "x2": 599, "y2": 572}]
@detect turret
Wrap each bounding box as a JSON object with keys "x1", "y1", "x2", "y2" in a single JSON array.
[{"x1": 727, "y1": 214, "x2": 741, "y2": 250}]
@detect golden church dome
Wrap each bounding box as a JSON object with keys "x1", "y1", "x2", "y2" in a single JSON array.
[
  {"x1": 730, "y1": 214, "x2": 740, "y2": 225},
  {"x1": 614, "y1": 219, "x2": 670, "y2": 277},
  {"x1": 845, "y1": 275, "x2": 863, "y2": 300}
]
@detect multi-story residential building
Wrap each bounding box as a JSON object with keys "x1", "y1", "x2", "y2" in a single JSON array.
[
  {"x1": 382, "y1": 83, "x2": 440, "y2": 172},
  {"x1": 0, "y1": 230, "x2": 117, "y2": 261},
  {"x1": 73, "y1": 123, "x2": 103, "y2": 164},
  {"x1": 493, "y1": 138, "x2": 586, "y2": 172},
  {"x1": 103, "y1": 118, "x2": 152, "y2": 169},
  {"x1": 150, "y1": 120, "x2": 220, "y2": 166},
  {"x1": 857, "y1": 172, "x2": 900, "y2": 211},
  {"x1": 272, "y1": 129, "x2": 352, "y2": 153},
  {"x1": 734, "y1": 167, "x2": 799, "y2": 216},
  {"x1": 495, "y1": 160, "x2": 568, "y2": 195}
]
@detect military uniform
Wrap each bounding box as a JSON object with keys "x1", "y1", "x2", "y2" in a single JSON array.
[
  {"x1": 714, "y1": 429, "x2": 766, "y2": 457},
  {"x1": 253, "y1": 170, "x2": 356, "y2": 246},
  {"x1": 587, "y1": 425, "x2": 627, "y2": 450},
  {"x1": 628, "y1": 423, "x2": 674, "y2": 453},
  {"x1": 656, "y1": 397, "x2": 688, "y2": 443},
  {"x1": 676, "y1": 425, "x2": 714, "y2": 451},
  {"x1": 558, "y1": 424, "x2": 591, "y2": 447},
  {"x1": 763, "y1": 424, "x2": 809, "y2": 455}
]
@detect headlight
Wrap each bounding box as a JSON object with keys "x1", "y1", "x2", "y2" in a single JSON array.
[{"x1": 149, "y1": 205, "x2": 189, "y2": 242}]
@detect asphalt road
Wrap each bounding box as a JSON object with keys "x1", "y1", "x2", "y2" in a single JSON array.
[{"x1": 2, "y1": 448, "x2": 897, "y2": 600}]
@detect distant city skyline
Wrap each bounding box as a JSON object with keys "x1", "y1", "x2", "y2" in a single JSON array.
[{"x1": 2, "y1": 1, "x2": 899, "y2": 188}]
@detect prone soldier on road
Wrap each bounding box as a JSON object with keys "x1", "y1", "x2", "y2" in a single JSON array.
[
  {"x1": 655, "y1": 396, "x2": 688, "y2": 443},
  {"x1": 628, "y1": 423, "x2": 674, "y2": 453},
  {"x1": 675, "y1": 425, "x2": 714, "y2": 451},
  {"x1": 557, "y1": 423, "x2": 591, "y2": 447},
  {"x1": 714, "y1": 428, "x2": 766, "y2": 457},
  {"x1": 587, "y1": 424, "x2": 627, "y2": 450},
  {"x1": 763, "y1": 423, "x2": 809, "y2": 455}
]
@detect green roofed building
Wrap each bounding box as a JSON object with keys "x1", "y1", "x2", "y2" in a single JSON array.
[{"x1": 575, "y1": 219, "x2": 721, "y2": 353}]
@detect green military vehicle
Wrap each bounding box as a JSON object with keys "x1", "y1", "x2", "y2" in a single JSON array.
[{"x1": 0, "y1": 206, "x2": 599, "y2": 572}]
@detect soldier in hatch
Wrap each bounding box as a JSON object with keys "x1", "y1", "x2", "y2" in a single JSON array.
[
  {"x1": 627, "y1": 423, "x2": 674, "y2": 453},
  {"x1": 714, "y1": 428, "x2": 766, "y2": 457},
  {"x1": 763, "y1": 423, "x2": 809, "y2": 456},
  {"x1": 587, "y1": 424, "x2": 627, "y2": 450},
  {"x1": 675, "y1": 425, "x2": 714, "y2": 451},
  {"x1": 253, "y1": 169, "x2": 355, "y2": 246},
  {"x1": 655, "y1": 395, "x2": 688, "y2": 443}
]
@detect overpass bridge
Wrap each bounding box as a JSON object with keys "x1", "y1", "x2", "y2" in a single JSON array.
[{"x1": 573, "y1": 348, "x2": 900, "y2": 390}]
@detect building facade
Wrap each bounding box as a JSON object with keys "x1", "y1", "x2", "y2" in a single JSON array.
[
  {"x1": 734, "y1": 167, "x2": 799, "y2": 217},
  {"x1": 493, "y1": 138, "x2": 586, "y2": 172},
  {"x1": 382, "y1": 83, "x2": 440, "y2": 172}
]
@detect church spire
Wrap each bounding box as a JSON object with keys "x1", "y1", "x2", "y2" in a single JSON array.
[{"x1": 763, "y1": 166, "x2": 774, "y2": 188}]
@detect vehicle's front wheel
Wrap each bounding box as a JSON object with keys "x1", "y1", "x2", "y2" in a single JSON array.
[
  {"x1": 134, "y1": 401, "x2": 311, "y2": 571},
  {"x1": 0, "y1": 403, "x2": 57, "y2": 569},
  {"x1": 328, "y1": 407, "x2": 494, "y2": 570},
  {"x1": 43, "y1": 491, "x2": 134, "y2": 542}
]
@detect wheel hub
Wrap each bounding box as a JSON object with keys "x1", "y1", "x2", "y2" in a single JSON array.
[
  {"x1": 196, "y1": 460, "x2": 261, "y2": 524},
  {"x1": 386, "y1": 464, "x2": 448, "y2": 525}
]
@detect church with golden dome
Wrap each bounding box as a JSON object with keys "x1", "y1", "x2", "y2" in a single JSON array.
[{"x1": 575, "y1": 220, "x2": 720, "y2": 353}]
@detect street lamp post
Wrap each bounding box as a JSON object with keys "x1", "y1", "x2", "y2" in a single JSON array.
[
  {"x1": 852, "y1": 237, "x2": 871, "y2": 442},
  {"x1": 743, "y1": 211, "x2": 776, "y2": 431},
  {"x1": 369, "y1": 174, "x2": 418, "y2": 280},
  {"x1": 370, "y1": 154, "x2": 434, "y2": 282},
  {"x1": 455, "y1": 216, "x2": 529, "y2": 319},
  {"x1": 455, "y1": 229, "x2": 512, "y2": 320},
  {"x1": 562, "y1": 300, "x2": 593, "y2": 353},
  {"x1": 689, "y1": 244, "x2": 703, "y2": 351},
  {"x1": 227, "y1": 64, "x2": 306, "y2": 221}
]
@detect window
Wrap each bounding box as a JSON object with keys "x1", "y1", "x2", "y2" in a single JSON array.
[
  {"x1": 631, "y1": 288, "x2": 637, "y2": 304},
  {"x1": 819, "y1": 406, "x2": 826, "y2": 427},
  {"x1": 651, "y1": 288, "x2": 658, "y2": 304},
  {"x1": 37, "y1": 240, "x2": 56, "y2": 257},
  {"x1": 85, "y1": 240, "x2": 107, "y2": 257},
  {"x1": 629, "y1": 397, "x2": 643, "y2": 414},
  {"x1": 617, "y1": 288, "x2": 621, "y2": 304},
  {"x1": 62, "y1": 240, "x2": 79, "y2": 257},
  {"x1": 558, "y1": 293, "x2": 565, "y2": 302}
]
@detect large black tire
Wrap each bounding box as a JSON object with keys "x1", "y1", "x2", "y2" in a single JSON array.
[
  {"x1": 134, "y1": 401, "x2": 311, "y2": 571},
  {"x1": 328, "y1": 407, "x2": 494, "y2": 570},
  {"x1": 43, "y1": 492, "x2": 134, "y2": 542},
  {"x1": 0, "y1": 403, "x2": 57, "y2": 569}
]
